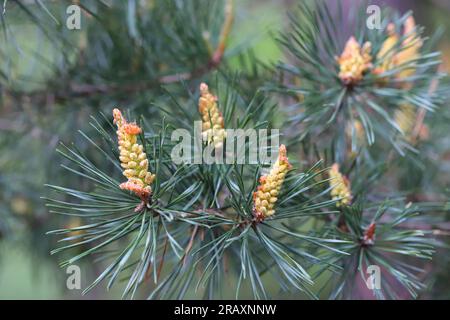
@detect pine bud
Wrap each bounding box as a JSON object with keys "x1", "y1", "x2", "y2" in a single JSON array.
[
  {"x1": 394, "y1": 103, "x2": 429, "y2": 143},
  {"x1": 337, "y1": 36, "x2": 373, "y2": 85},
  {"x1": 113, "y1": 109, "x2": 155, "y2": 201},
  {"x1": 363, "y1": 222, "x2": 376, "y2": 245},
  {"x1": 395, "y1": 103, "x2": 416, "y2": 137},
  {"x1": 328, "y1": 163, "x2": 352, "y2": 208},
  {"x1": 253, "y1": 145, "x2": 292, "y2": 221},
  {"x1": 198, "y1": 83, "x2": 226, "y2": 148}
]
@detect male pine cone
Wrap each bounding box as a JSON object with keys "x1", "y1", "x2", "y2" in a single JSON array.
[
  {"x1": 329, "y1": 163, "x2": 352, "y2": 208},
  {"x1": 374, "y1": 16, "x2": 422, "y2": 82},
  {"x1": 337, "y1": 36, "x2": 373, "y2": 85},
  {"x1": 198, "y1": 83, "x2": 226, "y2": 148},
  {"x1": 253, "y1": 145, "x2": 291, "y2": 221},
  {"x1": 113, "y1": 109, "x2": 155, "y2": 201}
]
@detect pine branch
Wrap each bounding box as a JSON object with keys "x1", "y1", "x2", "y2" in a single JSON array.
[{"x1": 1, "y1": 0, "x2": 448, "y2": 300}]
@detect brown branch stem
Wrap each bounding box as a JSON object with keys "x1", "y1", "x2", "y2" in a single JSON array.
[{"x1": 182, "y1": 225, "x2": 199, "y2": 266}]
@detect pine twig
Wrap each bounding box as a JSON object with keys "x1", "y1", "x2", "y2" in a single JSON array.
[{"x1": 211, "y1": 0, "x2": 234, "y2": 66}]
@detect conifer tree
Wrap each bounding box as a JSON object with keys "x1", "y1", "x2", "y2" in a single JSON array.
[{"x1": 1, "y1": 0, "x2": 449, "y2": 299}]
